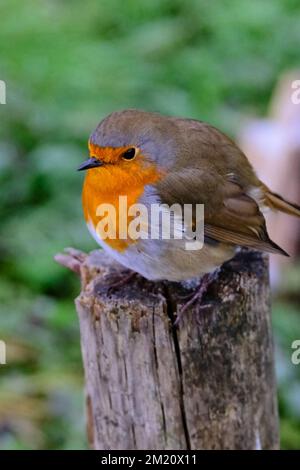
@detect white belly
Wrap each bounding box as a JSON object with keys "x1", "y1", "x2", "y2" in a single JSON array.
[{"x1": 87, "y1": 222, "x2": 234, "y2": 281}]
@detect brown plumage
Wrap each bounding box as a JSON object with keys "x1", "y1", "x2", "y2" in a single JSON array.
[{"x1": 79, "y1": 109, "x2": 300, "y2": 281}]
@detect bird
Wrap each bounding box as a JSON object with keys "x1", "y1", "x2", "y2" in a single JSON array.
[{"x1": 78, "y1": 109, "x2": 300, "y2": 288}]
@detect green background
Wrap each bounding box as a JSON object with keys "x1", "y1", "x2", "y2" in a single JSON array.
[{"x1": 0, "y1": 0, "x2": 299, "y2": 449}]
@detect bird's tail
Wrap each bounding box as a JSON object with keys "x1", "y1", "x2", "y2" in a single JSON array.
[{"x1": 264, "y1": 188, "x2": 300, "y2": 218}]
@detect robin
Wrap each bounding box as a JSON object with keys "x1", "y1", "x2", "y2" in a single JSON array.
[{"x1": 78, "y1": 109, "x2": 300, "y2": 287}]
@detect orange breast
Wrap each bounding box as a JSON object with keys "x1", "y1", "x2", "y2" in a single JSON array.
[{"x1": 82, "y1": 161, "x2": 161, "y2": 252}]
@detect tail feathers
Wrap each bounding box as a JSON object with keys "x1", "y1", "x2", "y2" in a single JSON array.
[
  {"x1": 265, "y1": 236, "x2": 289, "y2": 257},
  {"x1": 264, "y1": 190, "x2": 300, "y2": 218}
]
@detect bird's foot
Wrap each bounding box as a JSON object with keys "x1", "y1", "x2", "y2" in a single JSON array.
[
  {"x1": 174, "y1": 271, "x2": 217, "y2": 326},
  {"x1": 107, "y1": 270, "x2": 138, "y2": 293}
]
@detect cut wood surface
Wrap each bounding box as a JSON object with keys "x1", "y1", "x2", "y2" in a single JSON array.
[{"x1": 56, "y1": 248, "x2": 279, "y2": 450}]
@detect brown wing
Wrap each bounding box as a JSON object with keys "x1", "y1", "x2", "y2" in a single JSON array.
[{"x1": 155, "y1": 168, "x2": 288, "y2": 256}]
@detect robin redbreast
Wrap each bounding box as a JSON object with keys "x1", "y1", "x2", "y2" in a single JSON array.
[{"x1": 78, "y1": 109, "x2": 300, "y2": 284}]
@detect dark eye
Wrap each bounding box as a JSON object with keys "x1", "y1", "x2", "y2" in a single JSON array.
[{"x1": 122, "y1": 147, "x2": 136, "y2": 161}]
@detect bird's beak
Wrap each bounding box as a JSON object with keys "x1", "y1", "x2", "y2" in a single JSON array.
[{"x1": 77, "y1": 157, "x2": 103, "y2": 171}]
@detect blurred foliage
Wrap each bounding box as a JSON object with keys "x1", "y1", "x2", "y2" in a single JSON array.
[{"x1": 0, "y1": 0, "x2": 299, "y2": 449}]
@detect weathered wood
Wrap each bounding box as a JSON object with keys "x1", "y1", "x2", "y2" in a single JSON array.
[{"x1": 57, "y1": 247, "x2": 280, "y2": 450}]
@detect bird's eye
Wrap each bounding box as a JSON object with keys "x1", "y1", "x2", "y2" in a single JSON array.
[{"x1": 122, "y1": 147, "x2": 136, "y2": 161}]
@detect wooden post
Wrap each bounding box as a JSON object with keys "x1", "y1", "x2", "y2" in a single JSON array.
[{"x1": 55, "y1": 248, "x2": 279, "y2": 450}]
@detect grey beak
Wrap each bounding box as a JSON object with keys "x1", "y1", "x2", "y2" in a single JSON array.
[{"x1": 77, "y1": 157, "x2": 103, "y2": 171}]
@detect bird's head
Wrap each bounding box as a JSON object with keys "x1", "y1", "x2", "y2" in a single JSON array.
[{"x1": 78, "y1": 110, "x2": 180, "y2": 192}]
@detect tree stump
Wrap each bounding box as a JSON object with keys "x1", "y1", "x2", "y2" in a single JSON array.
[{"x1": 55, "y1": 248, "x2": 279, "y2": 450}]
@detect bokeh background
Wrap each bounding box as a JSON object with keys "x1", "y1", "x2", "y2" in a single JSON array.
[{"x1": 0, "y1": 0, "x2": 299, "y2": 449}]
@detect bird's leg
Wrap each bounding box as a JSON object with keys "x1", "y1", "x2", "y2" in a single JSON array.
[
  {"x1": 107, "y1": 270, "x2": 138, "y2": 292},
  {"x1": 174, "y1": 270, "x2": 218, "y2": 326}
]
